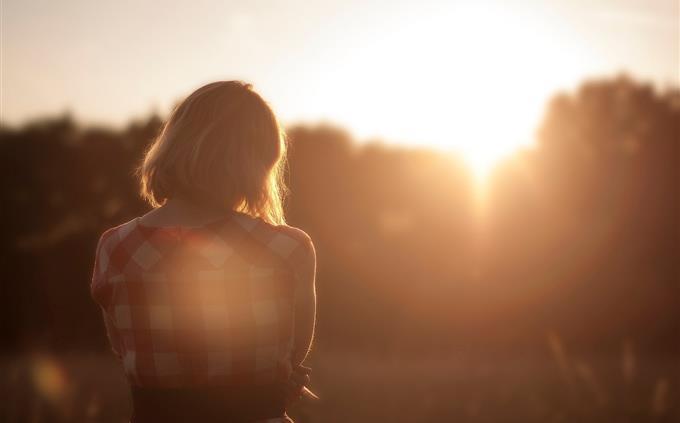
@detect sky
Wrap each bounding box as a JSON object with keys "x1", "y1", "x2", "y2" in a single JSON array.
[{"x1": 1, "y1": 0, "x2": 678, "y2": 161}]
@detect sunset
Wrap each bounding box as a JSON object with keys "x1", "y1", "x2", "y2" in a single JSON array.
[
  {"x1": 1, "y1": 0, "x2": 678, "y2": 422},
  {"x1": 3, "y1": 0, "x2": 678, "y2": 176}
]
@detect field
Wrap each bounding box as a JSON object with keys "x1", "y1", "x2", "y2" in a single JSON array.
[{"x1": 2, "y1": 347, "x2": 677, "y2": 422}]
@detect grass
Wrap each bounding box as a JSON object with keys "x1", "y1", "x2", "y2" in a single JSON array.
[{"x1": 1, "y1": 345, "x2": 678, "y2": 422}]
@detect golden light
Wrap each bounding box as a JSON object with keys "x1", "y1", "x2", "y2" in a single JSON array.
[
  {"x1": 30, "y1": 354, "x2": 71, "y2": 403},
  {"x1": 314, "y1": 4, "x2": 591, "y2": 182}
]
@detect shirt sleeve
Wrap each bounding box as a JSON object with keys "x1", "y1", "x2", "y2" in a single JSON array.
[
  {"x1": 91, "y1": 229, "x2": 124, "y2": 360},
  {"x1": 102, "y1": 309, "x2": 123, "y2": 360},
  {"x1": 90, "y1": 230, "x2": 114, "y2": 308}
]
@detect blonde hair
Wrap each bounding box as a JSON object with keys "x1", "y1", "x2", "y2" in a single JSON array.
[{"x1": 138, "y1": 81, "x2": 288, "y2": 225}]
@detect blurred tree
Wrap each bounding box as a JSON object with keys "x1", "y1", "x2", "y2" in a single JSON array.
[{"x1": 0, "y1": 76, "x2": 677, "y2": 357}]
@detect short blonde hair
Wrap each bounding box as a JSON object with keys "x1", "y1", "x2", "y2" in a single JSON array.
[{"x1": 138, "y1": 81, "x2": 288, "y2": 225}]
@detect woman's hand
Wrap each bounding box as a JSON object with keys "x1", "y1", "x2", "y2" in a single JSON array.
[{"x1": 284, "y1": 364, "x2": 316, "y2": 406}]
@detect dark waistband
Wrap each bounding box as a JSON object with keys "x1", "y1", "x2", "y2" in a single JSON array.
[{"x1": 130, "y1": 383, "x2": 286, "y2": 423}]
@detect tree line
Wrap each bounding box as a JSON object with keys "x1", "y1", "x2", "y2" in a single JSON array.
[{"x1": 1, "y1": 75, "x2": 677, "y2": 356}]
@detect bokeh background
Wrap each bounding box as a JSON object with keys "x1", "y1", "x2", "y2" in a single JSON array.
[{"x1": 1, "y1": 0, "x2": 678, "y2": 422}]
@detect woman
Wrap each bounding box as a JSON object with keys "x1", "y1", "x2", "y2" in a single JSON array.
[{"x1": 90, "y1": 81, "x2": 316, "y2": 422}]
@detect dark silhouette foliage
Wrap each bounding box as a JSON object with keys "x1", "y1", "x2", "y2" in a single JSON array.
[{"x1": 0, "y1": 75, "x2": 677, "y2": 360}]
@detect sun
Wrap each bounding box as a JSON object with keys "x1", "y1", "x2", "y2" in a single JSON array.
[
  {"x1": 314, "y1": 4, "x2": 588, "y2": 181},
  {"x1": 406, "y1": 5, "x2": 549, "y2": 181}
]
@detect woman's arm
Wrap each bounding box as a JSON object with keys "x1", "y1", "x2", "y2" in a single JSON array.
[
  {"x1": 291, "y1": 236, "x2": 317, "y2": 367},
  {"x1": 102, "y1": 309, "x2": 124, "y2": 360},
  {"x1": 92, "y1": 229, "x2": 124, "y2": 360}
]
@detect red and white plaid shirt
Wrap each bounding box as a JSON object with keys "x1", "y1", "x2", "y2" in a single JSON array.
[{"x1": 91, "y1": 212, "x2": 313, "y2": 389}]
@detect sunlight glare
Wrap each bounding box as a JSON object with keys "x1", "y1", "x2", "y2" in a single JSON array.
[{"x1": 321, "y1": 4, "x2": 590, "y2": 181}]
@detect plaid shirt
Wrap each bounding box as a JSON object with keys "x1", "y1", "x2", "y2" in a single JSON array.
[{"x1": 91, "y1": 212, "x2": 313, "y2": 389}]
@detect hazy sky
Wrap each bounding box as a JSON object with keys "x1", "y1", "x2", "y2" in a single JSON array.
[{"x1": 1, "y1": 0, "x2": 678, "y2": 152}]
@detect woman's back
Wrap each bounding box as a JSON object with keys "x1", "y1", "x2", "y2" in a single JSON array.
[
  {"x1": 92, "y1": 211, "x2": 310, "y2": 387},
  {"x1": 91, "y1": 211, "x2": 313, "y2": 421}
]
